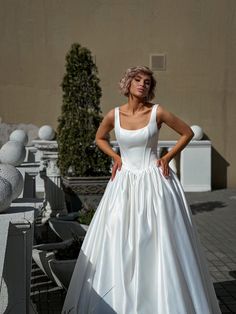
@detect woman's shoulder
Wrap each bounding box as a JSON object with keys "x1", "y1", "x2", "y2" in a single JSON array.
[
  {"x1": 155, "y1": 104, "x2": 179, "y2": 124},
  {"x1": 102, "y1": 107, "x2": 118, "y2": 127},
  {"x1": 117, "y1": 103, "x2": 127, "y2": 112},
  {"x1": 155, "y1": 104, "x2": 173, "y2": 115},
  {"x1": 155, "y1": 103, "x2": 166, "y2": 115},
  {"x1": 146, "y1": 102, "x2": 162, "y2": 113}
]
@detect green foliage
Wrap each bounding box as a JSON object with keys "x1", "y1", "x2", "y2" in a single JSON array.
[
  {"x1": 77, "y1": 207, "x2": 96, "y2": 225},
  {"x1": 57, "y1": 43, "x2": 111, "y2": 176}
]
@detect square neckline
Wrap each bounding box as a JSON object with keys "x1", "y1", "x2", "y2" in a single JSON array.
[{"x1": 117, "y1": 104, "x2": 157, "y2": 132}]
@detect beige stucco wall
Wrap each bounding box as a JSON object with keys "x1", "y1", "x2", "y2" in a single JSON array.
[{"x1": 0, "y1": 0, "x2": 235, "y2": 187}]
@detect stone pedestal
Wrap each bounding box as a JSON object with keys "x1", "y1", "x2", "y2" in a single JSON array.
[
  {"x1": 32, "y1": 140, "x2": 66, "y2": 222},
  {"x1": 16, "y1": 146, "x2": 44, "y2": 198},
  {"x1": 180, "y1": 140, "x2": 211, "y2": 191},
  {"x1": 0, "y1": 207, "x2": 36, "y2": 314}
]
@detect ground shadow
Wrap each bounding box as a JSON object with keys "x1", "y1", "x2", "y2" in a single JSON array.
[
  {"x1": 212, "y1": 146, "x2": 230, "y2": 189},
  {"x1": 203, "y1": 134, "x2": 230, "y2": 189},
  {"x1": 190, "y1": 201, "x2": 227, "y2": 214},
  {"x1": 214, "y1": 279, "x2": 236, "y2": 313}
]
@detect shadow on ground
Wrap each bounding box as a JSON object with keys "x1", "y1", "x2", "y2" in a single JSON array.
[
  {"x1": 190, "y1": 201, "x2": 227, "y2": 214},
  {"x1": 215, "y1": 279, "x2": 236, "y2": 313}
]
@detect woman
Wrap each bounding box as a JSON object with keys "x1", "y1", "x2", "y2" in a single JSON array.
[{"x1": 62, "y1": 66, "x2": 221, "y2": 314}]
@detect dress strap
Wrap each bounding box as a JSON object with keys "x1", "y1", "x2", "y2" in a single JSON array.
[
  {"x1": 150, "y1": 104, "x2": 159, "y2": 125},
  {"x1": 114, "y1": 107, "x2": 120, "y2": 129}
]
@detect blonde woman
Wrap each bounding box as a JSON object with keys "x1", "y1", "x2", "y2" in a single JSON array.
[{"x1": 62, "y1": 66, "x2": 221, "y2": 314}]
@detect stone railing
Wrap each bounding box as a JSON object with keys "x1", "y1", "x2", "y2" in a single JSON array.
[{"x1": 111, "y1": 140, "x2": 212, "y2": 192}]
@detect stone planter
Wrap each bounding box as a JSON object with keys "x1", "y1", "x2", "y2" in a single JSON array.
[
  {"x1": 62, "y1": 176, "x2": 110, "y2": 211},
  {"x1": 32, "y1": 249, "x2": 61, "y2": 287},
  {"x1": 33, "y1": 250, "x2": 77, "y2": 290},
  {"x1": 48, "y1": 258, "x2": 76, "y2": 290},
  {"x1": 48, "y1": 218, "x2": 88, "y2": 241},
  {"x1": 32, "y1": 239, "x2": 74, "y2": 288},
  {"x1": 32, "y1": 239, "x2": 82, "y2": 290}
]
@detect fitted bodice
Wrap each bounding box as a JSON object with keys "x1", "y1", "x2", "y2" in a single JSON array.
[{"x1": 114, "y1": 104, "x2": 159, "y2": 172}]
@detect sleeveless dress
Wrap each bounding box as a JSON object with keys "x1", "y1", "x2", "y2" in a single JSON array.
[{"x1": 62, "y1": 104, "x2": 221, "y2": 314}]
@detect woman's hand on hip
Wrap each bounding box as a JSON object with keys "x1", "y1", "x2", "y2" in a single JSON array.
[
  {"x1": 156, "y1": 156, "x2": 170, "y2": 178},
  {"x1": 111, "y1": 155, "x2": 122, "y2": 181}
]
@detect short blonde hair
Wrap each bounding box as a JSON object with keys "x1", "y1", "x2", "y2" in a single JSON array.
[{"x1": 119, "y1": 66, "x2": 157, "y2": 100}]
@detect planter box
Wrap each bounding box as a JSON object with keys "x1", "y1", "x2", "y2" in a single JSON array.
[
  {"x1": 32, "y1": 239, "x2": 75, "y2": 289},
  {"x1": 62, "y1": 176, "x2": 110, "y2": 211},
  {"x1": 32, "y1": 239, "x2": 79, "y2": 290},
  {"x1": 49, "y1": 218, "x2": 88, "y2": 241},
  {"x1": 49, "y1": 259, "x2": 76, "y2": 290},
  {"x1": 32, "y1": 249, "x2": 61, "y2": 287}
]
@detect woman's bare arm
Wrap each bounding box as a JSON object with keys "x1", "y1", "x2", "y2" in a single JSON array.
[
  {"x1": 95, "y1": 109, "x2": 122, "y2": 180},
  {"x1": 157, "y1": 105, "x2": 194, "y2": 177}
]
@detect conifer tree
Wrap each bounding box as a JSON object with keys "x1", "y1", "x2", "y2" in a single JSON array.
[{"x1": 57, "y1": 43, "x2": 111, "y2": 177}]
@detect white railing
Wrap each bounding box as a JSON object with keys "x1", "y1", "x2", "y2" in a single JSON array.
[{"x1": 111, "y1": 140, "x2": 212, "y2": 192}]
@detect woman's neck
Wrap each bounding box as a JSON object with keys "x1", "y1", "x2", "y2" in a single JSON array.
[{"x1": 127, "y1": 96, "x2": 146, "y2": 114}]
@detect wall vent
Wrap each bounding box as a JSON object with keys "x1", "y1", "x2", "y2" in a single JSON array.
[{"x1": 150, "y1": 54, "x2": 166, "y2": 71}]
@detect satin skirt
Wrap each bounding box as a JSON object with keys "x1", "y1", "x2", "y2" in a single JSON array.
[{"x1": 62, "y1": 164, "x2": 221, "y2": 314}]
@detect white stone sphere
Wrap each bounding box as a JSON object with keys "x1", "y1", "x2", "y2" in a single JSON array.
[
  {"x1": 9, "y1": 129, "x2": 28, "y2": 146},
  {"x1": 191, "y1": 125, "x2": 204, "y2": 140},
  {"x1": 0, "y1": 164, "x2": 23, "y2": 200},
  {"x1": 38, "y1": 125, "x2": 55, "y2": 140},
  {"x1": 0, "y1": 176, "x2": 12, "y2": 212},
  {"x1": 0, "y1": 141, "x2": 26, "y2": 166}
]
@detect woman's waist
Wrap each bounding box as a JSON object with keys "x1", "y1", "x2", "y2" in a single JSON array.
[{"x1": 121, "y1": 156, "x2": 157, "y2": 173}]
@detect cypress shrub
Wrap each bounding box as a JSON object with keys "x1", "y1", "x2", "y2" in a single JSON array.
[{"x1": 57, "y1": 43, "x2": 111, "y2": 177}]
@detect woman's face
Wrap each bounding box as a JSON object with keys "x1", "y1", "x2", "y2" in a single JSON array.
[{"x1": 129, "y1": 72, "x2": 151, "y2": 100}]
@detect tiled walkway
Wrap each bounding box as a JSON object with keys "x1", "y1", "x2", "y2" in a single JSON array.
[
  {"x1": 186, "y1": 189, "x2": 236, "y2": 313},
  {"x1": 31, "y1": 189, "x2": 236, "y2": 313}
]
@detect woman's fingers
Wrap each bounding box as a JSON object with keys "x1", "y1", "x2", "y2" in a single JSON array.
[
  {"x1": 111, "y1": 160, "x2": 122, "y2": 181},
  {"x1": 111, "y1": 163, "x2": 118, "y2": 181},
  {"x1": 157, "y1": 158, "x2": 169, "y2": 178},
  {"x1": 164, "y1": 165, "x2": 169, "y2": 177}
]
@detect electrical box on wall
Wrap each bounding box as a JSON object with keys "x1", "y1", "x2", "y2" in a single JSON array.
[{"x1": 150, "y1": 54, "x2": 166, "y2": 71}]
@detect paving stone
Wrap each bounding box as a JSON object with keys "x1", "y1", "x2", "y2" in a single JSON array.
[
  {"x1": 187, "y1": 189, "x2": 236, "y2": 312},
  {"x1": 30, "y1": 189, "x2": 236, "y2": 313},
  {"x1": 213, "y1": 260, "x2": 226, "y2": 266}
]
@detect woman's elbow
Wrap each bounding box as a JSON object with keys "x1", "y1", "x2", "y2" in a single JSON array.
[
  {"x1": 95, "y1": 135, "x2": 100, "y2": 146},
  {"x1": 95, "y1": 135, "x2": 107, "y2": 147},
  {"x1": 187, "y1": 128, "x2": 194, "y2": 141}
]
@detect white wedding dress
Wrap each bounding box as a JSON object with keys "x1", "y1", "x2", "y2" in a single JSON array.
[{"x1": 62, "y1": 104, "x2": 221, "y2": 314}]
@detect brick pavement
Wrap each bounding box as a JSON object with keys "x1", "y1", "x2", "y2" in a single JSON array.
[
  {"x1": 31, "y1": 189, "x2": 236, "y2": 313},
  {"x1": 186, "y1": 189, "x2": 236, "y2": 314}
]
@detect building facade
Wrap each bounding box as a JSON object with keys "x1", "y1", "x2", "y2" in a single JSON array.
[{"x1": 0, "y1": 0, "x2": 235, "y2": 187}]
